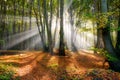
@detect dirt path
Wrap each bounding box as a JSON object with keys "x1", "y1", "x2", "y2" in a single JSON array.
[{"x1": 0, "y1": 50, "x2": 120, "y2": 80}]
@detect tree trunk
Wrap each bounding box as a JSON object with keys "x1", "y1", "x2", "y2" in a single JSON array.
[
  {"x1": 13, "y1": 0, "x2": 16, "y2": 34},
  {"x1": 38, "y1": 0, "x2": 48, "y2": 51},
  {"x1": 96, "y1": 28, "x2": 105, "y2": 48},
  {"x1": 53, "y1": 0, "x2": 59, "y2": 48},
  {"x1": 49, "y1": 0, "x2": 54, "y2": 55},
  {"x1": 116, "y1": 11, "x2": 120, "y2": 57},
  {"x1": 29, "y1": 0, "x2": 32, "y2": 30},
  {"x1": 101, "y1": 0, "x2": 120, "y2": 72},
  {"x1": 93, "y1": 0, "x2": 105, "y2": 49},
  {"x1": 59, "y1": 0, "x2": 65, "y2": 56},
  {"x1": 43, "y1": 0, "x2": 53, "y2": 54},
  {"x1": 22, "y1": 0, "x2": 25, "y2": 32}
]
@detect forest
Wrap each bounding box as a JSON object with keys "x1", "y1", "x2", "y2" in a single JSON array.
[{"x1": 0, "y1": 0, "x2": 120, "y2": 80}]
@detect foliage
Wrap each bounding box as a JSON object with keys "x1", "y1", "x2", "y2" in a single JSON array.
[
  {"x1": 109, "y1": 26, "x2": 120, "y2": 32},
  {"x1": 47, "y1": 63, "x2": 58, "y2": 71},
  {"x1": 98, "y1": 14, "x2": 108, "y2": 28},
  {"x1": 0, "y1": 71, "x2": 14, "y2": 80},
  {"x1": 0, "y1": 63, "x2": 16, "y2": 80},
  {"x1": 90, "y1": 47, "x2": 119, "y2": 62}
]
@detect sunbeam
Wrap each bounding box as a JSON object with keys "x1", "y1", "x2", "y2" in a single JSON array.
[
  {"x1": 0, "y1": 0, "x2": 97, "y2": 51},
  {"x1": 1, "y1": 27, "x2": 39, "y2": 50}
]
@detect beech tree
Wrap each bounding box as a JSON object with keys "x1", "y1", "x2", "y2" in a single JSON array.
[
  {"x1": 101, "y1": 0, "x2": 120, "y2": 71},
  {"x1": 59, "y1": 0, "x2": 65, "y2": 56}
]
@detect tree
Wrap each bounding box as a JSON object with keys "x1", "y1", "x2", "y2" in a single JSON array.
[
  {"x1": 29, "y1": 0, "x2": 32, "y2": 30},
  {"x1": 116, "y1": 9, "x2": 120, "y2": 56},
  {"x1": 13, "y1": 0, "x2": 16, "y2": 34},
  {"x1": 33, "y1": 0, "x2": 54, "y2": 54},
  {"x1": 59, "y1": 0, "x2": 65, "y2": 56},
  {"x1": 101, "y1": 0, "x2": 120, "y2": 71},
  {"x1": 44, "y1": 0, "x2": 53, "y2": 54},
  {"x1": 94, "y1": 0, "x2": 105, "y2": 49}
]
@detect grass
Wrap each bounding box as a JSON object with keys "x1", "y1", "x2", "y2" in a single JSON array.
[
  {"x1": 0, "y1": 71, "x2": 14, "y2": 80},
  {"x1": 0, "y1": 63, "x2": 19, "y2": 80},
  {"x1": 47, "y1": 63, "x2": 58, "y2": 73},
  {"x1": 90, "y1": 47, "x2": 119, "y2": 62},
  {"x1": 48, "y1": 63, "x2": 58, "y2": 68}
]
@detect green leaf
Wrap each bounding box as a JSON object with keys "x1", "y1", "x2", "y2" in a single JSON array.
[{"x1": 106, "y1": 54, "x2": 119, "y2": 62}]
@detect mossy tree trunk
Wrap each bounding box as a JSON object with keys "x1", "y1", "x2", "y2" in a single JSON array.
[{"x1": 101, "y1": 0, "x2": 120, "y2": 72}]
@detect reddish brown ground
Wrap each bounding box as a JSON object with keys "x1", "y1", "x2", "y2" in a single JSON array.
[{"x1": 0, "y1": 50, "x2": 120, "y2": 80}]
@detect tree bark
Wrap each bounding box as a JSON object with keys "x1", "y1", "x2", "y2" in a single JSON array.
[
  {"x1": 116, "y1": 11, "x2": 120, "y2": 57},
  {"x1": 13, "y1": 0, "x2": 16, "y2": 34},
  {"x1": 29, "y1": 0, "x2": 32, "y2": 30},
  {"x1": 43, "y1": 0, "x2": 53, "y2": 54},
  {"x1": 37, "y1": 0, "x2": 48, "y2": 51},
  {"x1": 59, "y1": 0, "x2": 65, "y2": 56},
  {"x1": 21, "y1": 0, "x2": 25, "y2": 32},
  {"x1": 93, "y1": 0, "x2": 105, "y2": 49},
  {"x1": 101, "y1": 0, "x2": 120, "y2": 72}
]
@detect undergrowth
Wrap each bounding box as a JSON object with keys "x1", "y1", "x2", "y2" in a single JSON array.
[
  {"x1": 90, "y1": 47, "x2": 119, "y2": 62},
  {"x1": 0, "y1": 63, "x2": 19, "y2": 80}
]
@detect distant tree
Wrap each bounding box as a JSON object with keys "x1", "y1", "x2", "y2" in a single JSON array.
[
  {"x1": 29, "y1": 0, "x2": 33, "y2": 30},
  {"x1": 21, "y1": 0, "x2": 25, "y2": 32}
]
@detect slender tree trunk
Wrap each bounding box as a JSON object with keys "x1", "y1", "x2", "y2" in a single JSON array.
[
  {"x1": 59, "y1": 0, "x2": 65, "y2": 56},
  {"x1": 33, "y1": 0, "x2": 49, "y2": 52},
  {"x1": 0, "y1": 1, "x2": 6, "y2": 49},
  {"x1": 21, "y1": 0, "x2": 25, "y2": 50},
  {"x1": 43, "y1": 0, "x2": 53, "y2": 54},
  {"x1": 29, "y1": 0, "x2": 32, "y2": 30},
  {"x1": 3, "y1": 1, "x2": 6, "y2": 49},
  {"x1": 68, "y1": 5, "x2": 77, "y2": 51},
  {"x1": 53, "y1": 0, "x2": 59, "y2": 48},
  {"x1": 17, "y1": 1, "x2": 21, "y2": 33},
  {"x1": 96, "y1": 28, "x2": 105, "y2": 48},
  {"x1": 22, "y1": 0, "x2": 25, "y2": 32},
  {"x1": 38, "y1": 0, "x2": 47, "y2": 51},
  {"x1": 13, "y1": 0, "x2": 16, "y2": 34},
  {"x1": 49, "y1": 0, "x2": 54, "y2": 54}
]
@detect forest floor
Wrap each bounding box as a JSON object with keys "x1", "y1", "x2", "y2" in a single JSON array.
[{"x1": 0, "y1": 50, "x2": 120, "y2": 80}]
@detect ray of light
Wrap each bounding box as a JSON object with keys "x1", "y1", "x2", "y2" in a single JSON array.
[{"x1": 1, "y1": 27, "x2": 39, "y2": 50}]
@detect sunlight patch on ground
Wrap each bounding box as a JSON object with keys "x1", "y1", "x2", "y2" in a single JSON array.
[
  {"x1": 47, "y1": 56, "x2": 58, "y2": 65},
  {"x1": 77, "y1": 50, "x2": 103, "y2": 60},
  {"x1": 40, "y1": 74, "x2": 53, "y2": 80},
  {"x1": 17, "y1": 64, "x2": 34, "y2": 76}
]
